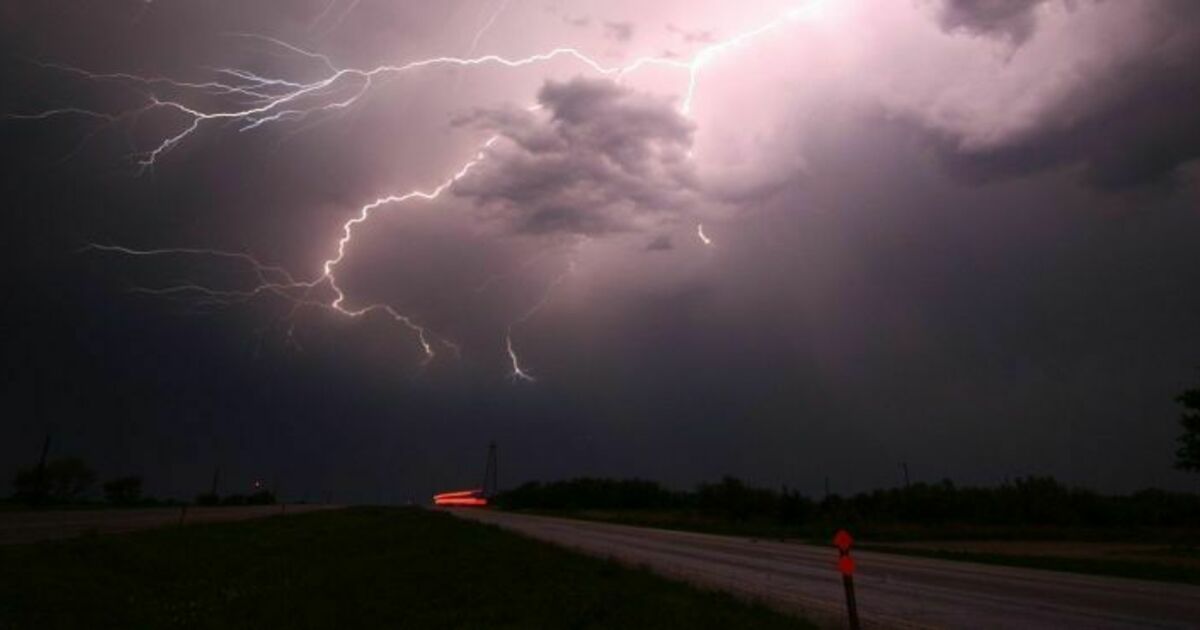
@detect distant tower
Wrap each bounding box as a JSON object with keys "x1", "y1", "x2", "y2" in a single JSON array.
[{"x1": 481, "y1": 441, "x2": 499, "y2": 498}]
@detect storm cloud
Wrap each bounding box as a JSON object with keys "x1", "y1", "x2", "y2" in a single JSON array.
[
  {"x1": 452, "y1": 78, "x2": 698, "y2": 236},
  {"x1": 928, "y1": 1, "x2": 1200, "y2": 188},
  {"x1": 937, "y1": 0, "x2": 1049, "y2": 44},
  {"x1": 1, "y1": 0, "x2": 1198, "y2": 505}
]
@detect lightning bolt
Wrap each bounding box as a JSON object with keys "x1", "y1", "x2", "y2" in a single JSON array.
[
  {"x1": 469, "y1": 0, "x2": 512, "y2": 56},
  {"x1": 19, "y1": 2, "x2": 824, "y2": 379},
  {"x1": 506, "y1": 260, "x2": 577, "y2": 383}
]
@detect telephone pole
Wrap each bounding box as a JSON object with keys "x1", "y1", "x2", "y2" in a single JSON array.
[
  {"x1": 32, "y1": 431, "x2": 52, "y2": 506},
  {"x1": 481, "y1": 441, "x2": 499, "y2": 498}
]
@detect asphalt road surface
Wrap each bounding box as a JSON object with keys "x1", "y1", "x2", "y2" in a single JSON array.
[
  {"x1": 0, "y1": 504, "x2": 340, "y2": 545},
  {"x1": 454, "y1": 510, "x2": 1200, "y2": 629}
]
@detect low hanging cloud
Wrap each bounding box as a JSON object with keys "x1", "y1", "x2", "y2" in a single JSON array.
[
  {"x1": 825, "y1": 0, "x2": 1200, "y2": 190},
  {"x1": 603, "y1": 21, "x2": 635, "y2": 43},
  {"x1": 932, "y1": 1, "x2": 1200, "y2": 189},
  {"x1": 645, "y1": 234, "x2": 673, "y2": 251},
  {"x1": 452, "y1": 78, "x2": 699, "y2": 237},
  {"x1": 937, "y1": 0, "x2": 1049, "y2": 44}
]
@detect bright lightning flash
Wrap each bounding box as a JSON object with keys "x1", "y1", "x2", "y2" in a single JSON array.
[{"x1": 15, "y1": 2, "x2": 822, "y2": 380}]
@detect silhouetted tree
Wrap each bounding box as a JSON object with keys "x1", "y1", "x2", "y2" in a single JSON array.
[
  {"x1": 12, "y1": 457, "x2": 95, "y2": 504},
  {"x1": 1176, "y1": 380, "x2": 1200, "y2": 472},
  {"x1": 697, "y1": 477, "x2": 777, "y2": 522},
  {"x1": 246, "y1": 490, "x2": 276, "y2": 505},
  {"x1": 194, "y1": 492, "x2": 220, "y2": 506},
  {"x1": 495, "y1": 478, "x2": 681, "y2": 510},
  {"x1": 45, "y1": 458, "x2": 95, "y2": 501},
  {"x1": 497, "y1": 474, "x2": 1200, "y2": 530},
  {"x1": 11, "y1": 468, "x2": 43, "y2": 504},
  {"x1": 103, "y1": 476, "x2": 144, "y2": 505}
]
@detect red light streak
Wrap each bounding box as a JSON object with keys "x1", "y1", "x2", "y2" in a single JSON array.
[
  {"x1": 434, "y1": 497, "x2": 488, "y2": 506},
  {"x1": 433, "y1": 488, "x2": 488, "y2": 506}
]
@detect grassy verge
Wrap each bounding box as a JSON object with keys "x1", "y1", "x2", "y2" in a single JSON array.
[
  {"x1": 858, "y1": 544, "x2": 1200, "y2": 585},
  {"x1": 0, "y1": 507, "x2": 812, "y2": 629}
]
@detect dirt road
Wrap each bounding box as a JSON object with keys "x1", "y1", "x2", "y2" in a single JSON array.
[{"x1": 454, "y1": 510, "x2": 1200, "y2": 629}]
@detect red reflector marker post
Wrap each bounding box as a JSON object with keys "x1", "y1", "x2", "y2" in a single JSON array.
[{"x1": 833, "y1": 529, "x2": 860, "y2": 630}]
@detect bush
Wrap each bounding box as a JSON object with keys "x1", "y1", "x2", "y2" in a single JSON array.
[{"x1": 103, "y1": 476, "x2": 143, "y2": 505}]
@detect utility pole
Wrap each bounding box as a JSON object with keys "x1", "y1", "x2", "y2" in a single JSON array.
[
  {"x1": 30, "y1": 371, "x2": 52, "y2": 506},
  {"x1": 482, "y1": 441, "x2": 499, "y2": 498},
  {"x1": 33, "y1": 431, "x2": 52, "y2": 506},
  {"x1": 210, "y1": 467, "x2": 220, "y2": 496},
  {"x1": 900, "y1": 462, "x2": 911, "y2": 488},
  {"x1": 823, "y1": 476, "x2": 830, "y2": 501}
]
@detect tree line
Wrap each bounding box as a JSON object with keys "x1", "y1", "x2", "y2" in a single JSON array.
[
  {"x1": 8, "y1": 457, "x2": 274, "y2": 507},
  {"x1": 495, "y1": 476, "x2": 1200, "y2": 530},
  {"x1": 497, "y1": 374, "x2": 1200, "y2": 531},
  {"x1": 10, "y1": 457, "x2": 147, "y2": 506}
]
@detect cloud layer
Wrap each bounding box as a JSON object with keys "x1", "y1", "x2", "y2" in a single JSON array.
[
  {"x1": 2, "y1": 0, "x2": 1198, "y2": 504},
  {"x1": 453, "y1": 78, "x2": 698, "y2": 236}
]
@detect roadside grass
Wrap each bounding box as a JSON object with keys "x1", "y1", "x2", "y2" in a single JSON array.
[
  {"x1": 857, "y1": 545, "x2": 1200, "y2": 585},
  {"x1": 0, "y1": 507, "x2": 813, "y2": 630},
  {"x1": 0, "y1": 501, "x2": 187, "y2": 512},
  {"x1": 508, "y1": 509, "x2": 1200, "y2": 586}
]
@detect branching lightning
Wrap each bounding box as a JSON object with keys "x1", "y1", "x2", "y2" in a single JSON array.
[
  {"x1": 469, "y1": 0, "x2": 512, "y2": 56},
  {"x1": 15, "y1": 2, "x2": 823, "y2": 380},
  {"x1": 506, "y1": 260, "x2": 577, "y2": 383}
]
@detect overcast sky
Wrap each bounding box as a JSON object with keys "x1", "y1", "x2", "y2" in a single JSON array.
[{"x1": 2, "y1": 0, "x2": 1199, "y2": 503}]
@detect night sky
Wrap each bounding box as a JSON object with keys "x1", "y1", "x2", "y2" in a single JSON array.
[{"x1": 3, "y1": 0, "x2": 1199, "y2": 504}]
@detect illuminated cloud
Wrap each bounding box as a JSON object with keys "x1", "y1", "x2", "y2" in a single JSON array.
[
  {"x1": 2, "y1": 0, "x2": 1199, "y2": 503},
  {"x1": 452, "y1": 78, "x2": 698, "y2": 237},
  {"x1": 927, "y1": 1, "x2": 1200, "y2": 188},
  {"x1": 603, "y1": 21, "x2": 635, "y2": 42},
  {"x1": 936, "y1": 0, "x2": 1049, "y2": 44}
]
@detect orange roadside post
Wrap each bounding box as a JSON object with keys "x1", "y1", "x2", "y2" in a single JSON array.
[{"x1": 834, "y1": 529, "x2": 860, "y2": 629}]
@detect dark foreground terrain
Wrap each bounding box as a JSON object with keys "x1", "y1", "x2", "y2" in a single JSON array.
[
  {"x1": 0, "y1": 507, "x2": 810, "y2": 630},
  {"x1": 0, "y1": 504, "x2": 340, "y2": 545},
  {"x1": 514, "y1": 508, "x2": 1200, "y2": 585},
  {"x1": 459, "y1": 510, "x2": 1200, "y2": 629}
]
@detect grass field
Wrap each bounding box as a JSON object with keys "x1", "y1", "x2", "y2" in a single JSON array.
[{"x1": 0, "y1": 507, "x2": 812, "y2": 629}]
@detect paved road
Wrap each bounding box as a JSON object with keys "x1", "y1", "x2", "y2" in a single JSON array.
[
  {"x1": 0, "y1": 505, "x2": 341, "y2": 545},
  {"x1": 454, "y1": 510, "x2": 1200, "y2": 629}
]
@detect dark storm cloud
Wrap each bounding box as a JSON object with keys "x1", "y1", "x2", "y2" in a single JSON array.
[
  {"x1": 937, "y1": 0, "x2": 1049, "y2": 44},
  {"x1": 452, "y1": 77, "x2": 698, "y2": 236},
  {"x1": 603, "y1": 21, "x2": 635, "y2": 43},
  {"x1": 667, "y1": 24, "x2": 716, "y2": 45},
  {"x1": 3, "y1": 0, "x2": 1199, "y2": 508},
  {"x1": 645, "y1": 235, "x2": 673, "y2": 251},
  {"x1": 929, "y1": 2, "x2": 1200, "y2": 189}
]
